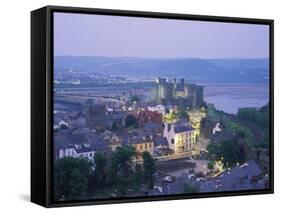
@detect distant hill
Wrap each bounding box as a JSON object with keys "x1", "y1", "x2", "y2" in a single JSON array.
[{"x1": 54, "y1": 56, "x2": 269, "y2": 84}]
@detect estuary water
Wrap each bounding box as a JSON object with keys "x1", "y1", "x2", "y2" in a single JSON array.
[{"x1": 204, "y1": 84, "x2": 269, "y2": 114}]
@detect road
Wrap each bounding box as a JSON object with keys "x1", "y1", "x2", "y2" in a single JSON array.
[{"x1": 55, "y1": 93, "x2": 126, "y2": 105}]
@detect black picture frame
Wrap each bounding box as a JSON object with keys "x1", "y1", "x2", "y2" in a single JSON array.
[{"x1": 31, "y1": 5, "x2": 274, "y2": 208}]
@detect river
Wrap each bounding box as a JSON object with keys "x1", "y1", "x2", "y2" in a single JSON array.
[{"x1": 204, "y1": 84, "x2": 269, "y2": 114}]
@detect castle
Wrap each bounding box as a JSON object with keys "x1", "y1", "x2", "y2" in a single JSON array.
[{"x1": 155, "y1": 78, "x2": 203, "y2": 107}]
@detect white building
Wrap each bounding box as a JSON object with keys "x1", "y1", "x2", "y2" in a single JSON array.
[
  {"x1": 56, "y1": 141, "x2": 95, "y2": 160},
  {"x1": 54, "y1": 133, "x2": 109, "y2": 160},
  {"x1": 212, "y1": 122, "x2": 222, "y2": 134},
  {"x1": 163, "y1": 119, "x2": 196, "y2": 154},
  {"x1": 58, "y1": 120, "x2": 69, "y2": 128}
]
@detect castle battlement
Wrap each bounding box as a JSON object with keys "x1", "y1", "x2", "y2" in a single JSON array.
[{"x1": 155, "y1": 78, "x2": 203, "y2": 107}]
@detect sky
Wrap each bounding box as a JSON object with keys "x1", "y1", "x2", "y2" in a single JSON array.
[{"x1": 54, "y1": 12, "x2": 270, "y2": 59}]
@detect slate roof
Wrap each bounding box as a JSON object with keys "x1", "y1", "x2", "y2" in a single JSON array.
[
  {"x1": 54, "y1": 135, "x2": 71, "y2": 149},
  {"x1": 92, "y1": 141, "x2": 110, "y2": 152},
  {"x1": 55, "y1": 132, "x2": 110, "y2": 153},
  {"x1": 154, "y1": 136, "x2": 169, "y2": 146},
  {"x1": 54, "y1": 111, "x2": 66, "y2": 119},
  {"x1": 88, "y1": 133, "x2": 110, "y2": 152},
  {"x1": 174, "y1": 120, "x2": 194, "y2": 133},
  {"x1": 66, "y1": 134, "x2": 88, "y2": 145},
  {"x1": 163, "y1": 180, "x2": 185, "y2": 195},
  {"x1": 199, "y1": 160, "x2": 264, "y2": 192},
  {"x1": 67, "y1": 110, "x2": 83, "y2": 118},
  {"x1": 121, "y1": 131, "x2": 152, "y2": 146},
  {"x1": 75, "y1": 145, "x2": 95, "y2": 154},
  {"x1": 227, "y1": 160, "x2": 262, "y2": 179},
  {"x1": 130, "y1": 137, "x2": 152, "y2": 145},
  {"x1": 144, "y1": 122, "x2": 162, "y2": 130}
]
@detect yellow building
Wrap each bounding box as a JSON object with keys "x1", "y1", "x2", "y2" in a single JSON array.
[
  {"x1": 130, "y1": 136, "x2": 154, "y2": 159},
  {"x1": 163, "y1": 119, "x2": 196, "y2": 154},
  {"x1": 174, "y1": 131, "x2": 196, "y2": 152}
]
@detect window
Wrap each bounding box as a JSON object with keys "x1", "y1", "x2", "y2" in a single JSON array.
[
  {"x1": 140, "y1": 145, "x2": 143, "y2": 150},
  {"x1": 145, "y1": 143, "x2": 147, "y2": 149},
  {"x1": 171, "y1": 139, "x2": 174, "y2": 144}
]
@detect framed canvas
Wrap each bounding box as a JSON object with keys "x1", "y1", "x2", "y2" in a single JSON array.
[{"x1": 31, "y1": 5, "x2": 274, "y2": 207}]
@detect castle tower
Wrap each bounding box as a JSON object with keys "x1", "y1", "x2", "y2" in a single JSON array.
[
  {"x1": 173, "y1": 78, "x2": 177, "y2": 89},
  {"x1": 157, "y1": 78, "x2": 167, "y2": 103},
  {"x1": 180, "y1": 78, "x2": 185, "y2": 91},
  {"x1": 85, "y1": 100, "x2": 107, "y2": 131}
]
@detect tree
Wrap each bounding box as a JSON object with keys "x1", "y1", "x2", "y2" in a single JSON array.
[
  {"x1": 228, "y1": 122, "x2": 254, "y2": 145},
  {"x1": 183, "y1": 183, "x2": 199, "y2": 194},
  {"x1": 207, "y1": 162, "x2": 214, "y2": 170},
  {"x1": 207, "y1": 143, "x2": 221, "y2": 157},
  {"x1": 131, "y1": 163, "x2": 144, "y2": 191},
  {"x1": 207, "y1": 140, "x2": 246, "y2": 166},
  {"x1": 221, "y1": 140, "x2": 245, "y2": 166},
  {"x1": 111, "y1": 145, "x2": 136, "y2": 196},
  {"x1": 142, "y1": 151, "x2": 156, "y2": 189},
  {"x1": 237, "y1": 104, "x2": 269, "y2": 129},
  {"x1": 111, "y1": 121, "x2": 119, "y2": 132},
  {"x1": 168, "y1": 109, "x2": 189, "y2": 121},
  {"x1": 178, "y1": 110, "x2": 189, "y2": 120},
  {"x1": 54, "y1": 157, "x2": 92, "y2": 201},
  {"x1": 125, "y1": 114, "x2": 138, "y2": 128},
  {"x1": 92, "y1": 152, "x2": 108, "y2": 191}
]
